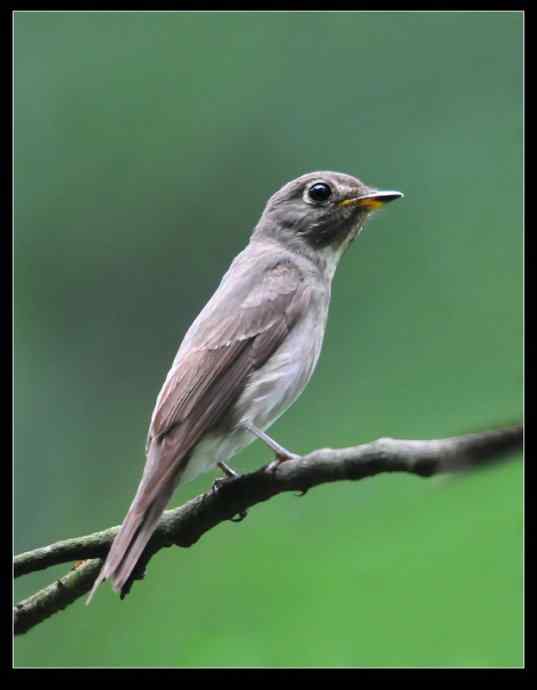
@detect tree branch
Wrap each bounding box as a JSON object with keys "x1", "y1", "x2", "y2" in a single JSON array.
[{"x1": 14, "y1": 423, "x2": 523, "y2": 635}]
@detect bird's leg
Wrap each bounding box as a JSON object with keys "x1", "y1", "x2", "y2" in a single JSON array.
[
  {"x1": 210, "y1": 461, "x2": 247, "y2": 522},
  {"x1": 242, "y1": 422, "x2": 301, "y2": 469},
  {"x1": 211, "y1": 461, "x2": 240, "y2": 493},
  {"x1": 217, "y1": 461, "x2": 240, "y2": 479}
]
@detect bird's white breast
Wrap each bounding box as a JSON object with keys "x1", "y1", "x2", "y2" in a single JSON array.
[{"x1": 180, "y1": 284, "x2": 330, "y2": 484}]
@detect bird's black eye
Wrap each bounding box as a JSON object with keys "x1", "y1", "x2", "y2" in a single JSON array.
[{"x1": 308, "y1": 182, "x2": 332, "y2": 203}]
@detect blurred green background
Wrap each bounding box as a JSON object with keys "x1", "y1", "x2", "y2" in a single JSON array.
[{"x1": 14, "y1": 11, "x2": 523, "y2": 668}]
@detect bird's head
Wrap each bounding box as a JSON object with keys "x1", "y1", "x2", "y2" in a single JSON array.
[{"x1": 253, "y1": 171, "x2": 403, "y2": 275}]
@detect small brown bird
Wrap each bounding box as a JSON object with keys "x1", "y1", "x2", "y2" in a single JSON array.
[{"x1": 87, "y1": 171, "x2": 402, "y2": 602}]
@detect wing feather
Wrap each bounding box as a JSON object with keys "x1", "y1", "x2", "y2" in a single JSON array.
[{"x1": 137, "y1": 257, "x2": 310, "y2": 508}]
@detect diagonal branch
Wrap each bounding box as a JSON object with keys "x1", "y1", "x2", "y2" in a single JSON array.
[{"x1": 14, "y1": 423, "x2": 523, "y2": 636}]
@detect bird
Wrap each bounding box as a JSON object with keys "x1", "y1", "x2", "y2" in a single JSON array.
[{"x1": 87, "y1": 171, "x2": 403, "y2": 602}]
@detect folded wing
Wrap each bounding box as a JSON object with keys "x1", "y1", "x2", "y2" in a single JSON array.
[{"x1": 88, "y1": 255, "x2": 311, "y2": 599}]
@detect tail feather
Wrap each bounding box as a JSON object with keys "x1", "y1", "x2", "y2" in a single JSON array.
[
  {"x1": 110, "y1": 488, "x2": 173, "y2": 593},
  {"x1": 86, "y1": 476, "x2": 177, "y2": 605}
]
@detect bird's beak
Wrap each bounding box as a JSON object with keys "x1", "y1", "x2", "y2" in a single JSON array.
[{"x1": 339, "y1": 189, "x2": 404, "y2": 210}]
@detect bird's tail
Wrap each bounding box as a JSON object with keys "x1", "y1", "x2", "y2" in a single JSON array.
[{"x1": 86, "y1": 474, "x2": 177, "y2": 605}]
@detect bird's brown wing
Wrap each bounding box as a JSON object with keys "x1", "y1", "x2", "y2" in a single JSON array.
[
  {"x1": 138, "y1": 258, "x2": 311, "y2": 508},
  {"x1": 87, "y1": 254, "x2": 313, "y2": 600}
]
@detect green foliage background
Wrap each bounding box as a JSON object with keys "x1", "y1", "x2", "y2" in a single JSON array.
[{"x1": 14, "y1": 12, "x2": 523, "y2": 667}]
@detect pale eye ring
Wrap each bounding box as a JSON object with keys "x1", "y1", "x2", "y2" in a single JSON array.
[{"x1": 307, "y1": 182, "x2": 332, "y2": 203}]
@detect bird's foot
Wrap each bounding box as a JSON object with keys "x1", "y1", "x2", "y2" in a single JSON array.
[
  {"x1": 210, "y1": 476, "x2": 228, "y2": 495},
  {"x1": 266, "y1": 449, "x2": 301, "y2": 474},
  {"x1": 210, "y1": 461, "x2": 241, "y2": 495},
  {"x1": 209, "y1": 462, "x2": 247, "y2": 523}
]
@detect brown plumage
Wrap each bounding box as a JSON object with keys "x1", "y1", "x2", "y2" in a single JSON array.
[
  {"x1": 88, "y1": 257, "x2": 308, "y2": 599},
  {"x1": 87, "y1": 171, "x2": 402, "y2": 602}
]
